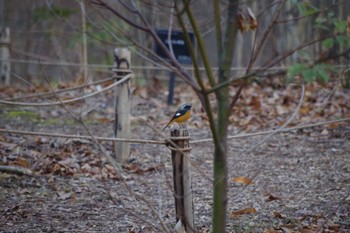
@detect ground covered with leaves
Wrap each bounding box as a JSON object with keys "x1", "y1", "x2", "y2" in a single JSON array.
[{"x1": 0, "y1": 78, "x2": 349, "y2": 232}]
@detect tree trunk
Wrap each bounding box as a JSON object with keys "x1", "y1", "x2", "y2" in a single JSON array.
[
  {"x1": 212, "y1": 1, "x2": 239, "y2": 232},
  {"x1": 212, "y1": 138, "x2": 228, "y2": 233}
]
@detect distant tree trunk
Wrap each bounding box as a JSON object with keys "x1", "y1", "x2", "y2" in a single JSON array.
[
  {"x1": 80, "y1": 0, "x2": 89, "y2": 82},
  {"x1": 0, "y1": 27, "x2": 10, "y2": 85},
  {"x1": 278, "y1": 0, "x2": 298, "y2": 66}
]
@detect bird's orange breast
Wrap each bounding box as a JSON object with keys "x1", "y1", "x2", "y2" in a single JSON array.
[{"x1": 173, "y1": 110, "x2": 191, "y2": 123}]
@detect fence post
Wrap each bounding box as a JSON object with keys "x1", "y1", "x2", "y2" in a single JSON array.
[
  {"x1": 169, "y1": 128, "x2": 195, "y2": 233},
  {"x1": 113, "y1": 48, "x2": 131, "y2": 162},
  {"x1": 0, "y1": 27, "x2": 10, "y2": 85}
]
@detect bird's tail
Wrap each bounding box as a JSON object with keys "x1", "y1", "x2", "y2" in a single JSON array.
[{"x1": 162, "y1": 120, "x2": 172, "y2": 131}]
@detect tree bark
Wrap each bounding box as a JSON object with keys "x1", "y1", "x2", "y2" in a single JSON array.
[{"x1": 212, "y1": 1, "x2": 239, "y2": 232}]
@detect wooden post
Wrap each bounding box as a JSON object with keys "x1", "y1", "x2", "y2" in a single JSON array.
[
  {"x1": 0, "y1": 27, "x2": 10, "y2": 85},
  {"x1": 113, "y1": 48, "x2": 131, "y2": 162},
  {"x1": 170, "y1": 128, "x2": 194, "y2": 233}
]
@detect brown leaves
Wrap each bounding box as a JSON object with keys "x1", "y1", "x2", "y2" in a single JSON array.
[
  {"x1": 264, "y1": 192, "x2": 282, "y2": 202},
  {"x1": 231, "y1": 207, "x2": 257, "y2": 217},
  {"x1": 237, "y1": 7, "x2": 258, "y2": 32},
  {"x1": 0, "y1": 130, "x2": 166, "y2": 180},
  {"x1": 44, "y1": 149, "x2": 120, "y2": 180},
  {"x1": 230, "y1": 80, "x2": 350, "y2": 131},
  {"x1": 232, "y1": 176, "x2": 253, "y2": 185},
  {"x1": 0, "y1": 133, "x2": 122, "y2": 179}
]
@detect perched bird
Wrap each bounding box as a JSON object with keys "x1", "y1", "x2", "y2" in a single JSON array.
[{"x1": 163, "y1": 103, "x2": 192, "y2": 130}]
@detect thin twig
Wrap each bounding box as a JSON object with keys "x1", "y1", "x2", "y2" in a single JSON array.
[{"x1": 0, "y1": 165, "x2": 33, "y2": 176}]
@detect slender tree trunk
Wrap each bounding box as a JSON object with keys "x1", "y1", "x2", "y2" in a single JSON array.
[
  {"x1": 212, "y1": 1, "x2": 239, "y2": 232},
  {"x1": 212, "y1": 131, "x2": 229, "y2": 232},
  {"x1": 212, "y1": 88, "x2": 230, "y2": 233}
]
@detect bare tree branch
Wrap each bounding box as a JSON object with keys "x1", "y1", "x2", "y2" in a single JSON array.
[
  {"x1": 88, "y1": 0, "x2": 149, "y2": 31},
  {"x1": 247, "y1": 0, "x2": 286, "y2": 72}
]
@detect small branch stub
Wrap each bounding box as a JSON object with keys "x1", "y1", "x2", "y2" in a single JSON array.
[
  {"x1": 113, "y1": 48, "x2": 132, "y2": 162},
  {"x1": 170, "y1": 128, "x2": 195, "y2": 233}
]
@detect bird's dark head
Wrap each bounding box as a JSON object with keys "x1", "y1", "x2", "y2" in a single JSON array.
[{"x1": 180, "y1": 103, "x2": 192, "y2": 111}]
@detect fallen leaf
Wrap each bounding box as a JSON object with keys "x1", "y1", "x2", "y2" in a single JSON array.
[
  {"x1": 264, "y1": 192, "x2": 281, "y2": 202},
  {"x1": 232, "y1": 176, "x2": 253, "y2": 185},
  {"x1": 272, "y1": 211, "x2": 283, "y2": 219},
  {"x1": 328, "y1": 224, "x2": 340, "y2": 232},
  {"x1": 249, "y1": 96, "x2": 261, "y2": 110},
  {"x1": 52, "y1": 163, "x2": 61, "y2": 173},
  {"x1": 231, "y1": 207, "x2": 257, "y2": 217},
  {"x1": 17, "y1": 157, "x2": 30, "y2": 168},
  {"x1": 300, "y1": 105, "x2": 312, "y2": 115}
]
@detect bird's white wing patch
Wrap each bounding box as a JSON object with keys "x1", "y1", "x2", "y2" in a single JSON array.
[{"x1": 175, "y1": 112, "x2": 181, "y2": 117}]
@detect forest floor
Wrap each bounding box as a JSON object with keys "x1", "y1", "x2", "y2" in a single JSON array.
[{"x1": 0, "y1": 77, "x2": 349, "y2": 233}]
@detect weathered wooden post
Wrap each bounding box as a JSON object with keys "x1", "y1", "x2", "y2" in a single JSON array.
[
  {"x1": 0, "y1": 27, "x2": 10, "y2": 85},
  {"x1": 113, "y1": 48, "x2": 131, "y2": 162},
  {"x1": 169, "y1": 128, "x2": 194, "y2": 233}
]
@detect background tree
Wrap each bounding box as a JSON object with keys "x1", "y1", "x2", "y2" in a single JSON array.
[
  {"x1": 86, "y1": 0, "x2": 350, "y2": 232},
  {"x1": 2, "y1": 0, "x2": 350, "y2": 232}
]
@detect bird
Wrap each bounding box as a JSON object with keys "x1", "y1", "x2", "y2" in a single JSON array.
[{"x1": 163, "y1": 103, "x2": 192, "y2": 130}]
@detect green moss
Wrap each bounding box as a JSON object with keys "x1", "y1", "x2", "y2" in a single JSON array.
[
  {"x1": 39, "y1": 118, "x2": 59, "y2": 125},
  {"x1": 41, "y1": 118, "x2": 96, "y2": 126},
  {"x1": 6, "y1": 110, "x2": 39, "y2": 119},
  {"x1": 3, "y1": 110, "x2": 99, "y2": 126}
]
